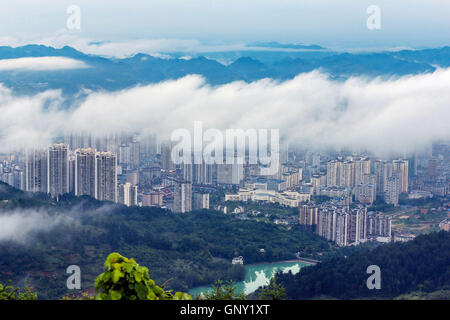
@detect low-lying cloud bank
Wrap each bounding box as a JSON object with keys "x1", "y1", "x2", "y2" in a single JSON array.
[
  {"x1": 0, "y1": 68, "x2": 449, "y2": 155},
  {"x1": 0, "y1": 57, "x2": 89, "y2": 71},
  {"x1": 0, "y1": 203, "x2": 116, "y2": 244},
  {"x1": 0, "y1": 209, "x2": 74, "y2": 243},
  {"x1": 0, "y1": 33, "x2": 315, "y2": 59}
]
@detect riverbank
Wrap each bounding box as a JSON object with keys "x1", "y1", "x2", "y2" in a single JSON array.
[
  {"x1": 245, "y1": 257, "x2": 318, "y2": 266},
  {"x1": 189, "y1": 260, "x2": 313, "y2": 297}
]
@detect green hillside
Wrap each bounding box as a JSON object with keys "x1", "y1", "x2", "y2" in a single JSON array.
[
  {"x1": 276, "y1": 230, "x2": 450, "y2": 299},
  {"x1": 0, "y1": 182, "x2": 330, "y2": 299}
]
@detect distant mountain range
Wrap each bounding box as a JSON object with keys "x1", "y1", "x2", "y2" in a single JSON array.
[{"x1": 0, "y1": 44, "x2": 449, "y2": 94}]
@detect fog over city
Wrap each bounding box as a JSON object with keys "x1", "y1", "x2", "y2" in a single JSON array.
[{"x1": 0, "y1": 65, "x2": 449, "y2": 155}]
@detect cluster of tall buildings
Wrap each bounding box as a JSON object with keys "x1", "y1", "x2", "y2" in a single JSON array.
[
  {"x1": 0, "y1": 162, "x2": 24, "y2": 190},
  {"x1": 326, "y1": 157, "x2": 371, "y2": 187},
  {"x1": 299, "y1": 202, "x2": 392, "y2": 246},
  {"x1": 367, "y1": 212, "x2": 393, "y2": 241},
  {"x1": 24, "y1": 144, "x2": 119, "y2": 202},
  {"x1": 2, "y1": 134, "x2": 447, "y2": 218},
  {"x1": 316, "y1": 204, "x2": 368, "y2": 246},
  {"x1": 171, "y1": 179, "x2": 210, "y2": 213},
  {"x1": 374, "y1": 159, "x2": 409, "y2": 206},
  {"x1": 310, "y1": 156, "x2": 409, "y2": 206},
  {"x1": 17, "y1": 133, "x2": 162, "y2": 207},
  {"x1": 2, "y1": 133, "x2": 216, "y2": 212}
]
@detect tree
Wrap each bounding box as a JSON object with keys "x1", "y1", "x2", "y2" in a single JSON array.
[
  {"x1": 259, "y1": 277, "x2": 286, "y2": 300},
  {"x1": 95, "y1": 252, "x2": 191, "y2": 300},
  {"x1": 202, "y1": 280, "x2": 246, "y2": 300},
  {"x1": 0, "y1": 281, "x2": 37, "y2": 300}
]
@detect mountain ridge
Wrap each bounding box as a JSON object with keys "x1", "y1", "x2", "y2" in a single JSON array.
[{"x1": 0, "y1": 45, "x2": 449, "y2": 94}]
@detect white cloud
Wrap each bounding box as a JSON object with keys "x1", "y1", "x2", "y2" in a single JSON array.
[
  {"x1": 0, "y1": 56, "x2": 88, "y2": 71},
  {"x1": 0, "y1": 209, "x2": 73, "y2": 243},
  {"x1": 0, "y1": 31, "x2": 244, "y2": 58},
  {"x1": 0, "y1": 203, "x2": 115, "y2": 243},
  {"x1": 0, "y1": 69, "x2": 449, "y2": 155},
  {"x1": 0, "y1": 31, "x2": 323, "y2": 59}
]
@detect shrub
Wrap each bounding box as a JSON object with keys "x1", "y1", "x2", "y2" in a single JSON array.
[
  {"x1": 0, "y1": 281, "x2": 37, "y2": 300},
  {"x1": 95, "y1": 252, "x2": 191, "y2": 300}
]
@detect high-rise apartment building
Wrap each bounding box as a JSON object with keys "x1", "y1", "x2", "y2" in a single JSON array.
[
  {"x1": 311, "y1": 172, "x2": 327, "y2": 190},
  {"x1": 130, "y1": 140, "x2": 140, "y2": 168},
  {"x1": 347, "y1": 206, "x2": 367, "y2": 244},
  {"x1": 74, "y1": 148, "x2": 97, "y2": 198},
  {"x1": 326, "y1": 160, "x2": 344, "y2": 187},
  {"x1": 142, "y1": 190, "x2": 164, "y2": 207},
  {"x1": 354, "y1": 157, "x2": 371, "y2": 186},
  {"x1": 68, "y1": 155, "x2": 75, "y2": 194},
  {"x1": 183, "y1": 159, "x2": 215, "y2": 185},
  {"x1": 374, "y1": 160, "x2": 392, "y2": 197},
  {"x1": 161, "y1": 142, "x2": 174, "y2": 171},
  {"x1": 193, "y1": 192, "x2": 210, "y2": 210},
  {"x1": 119, "y1": 182, "x2": 138, "y2": 207},
  {"x1": 354, "y1": 183, "x2": 376, "y2": 205},
  {"x1": 299, "y1": 204, "x2": 318, "y2": 226},
  {"x1": 335, "y1": 212, "x2": 349, "y2": 246},
  {"x1": 312, "y1": 202, "x2": 367, "y2": 246},
  {"x1": 25, "y1": 149, "x2": 48, "y2": 193},
  {"x1": 385, "y1": 173, "x2": 400, "y2": 206},
  {"x1": 173, "y1": 180, "x2": 192, "y2": 213},
  {"x1": 342, "y1": 161, "x2": 355, "y2": 187},
  {"x1": 367, "y1": 212, "x2": 392, "y2": 239},
  {"x1": 47, "y1": 144, "x2": 69, "y2": 197},
  {"x1": 96, "y1": 151, "x2": 117, "y2": 202},
  {"x1": 316, "y1": 207, "x2": 337, "y2": 242},
  {"x1": 392, "y1": 159, "x2": 409, "y2": 193},
  {"x1": 217, "y1": 163, "x2": 244, "y2": 185},
  {"x1": 427, "y1": 158, "x2": 438, "y2": 177}
]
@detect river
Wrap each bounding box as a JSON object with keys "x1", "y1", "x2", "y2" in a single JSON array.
[{"x1": 189, "y1": 260, "x2": 311, "y2": 297}]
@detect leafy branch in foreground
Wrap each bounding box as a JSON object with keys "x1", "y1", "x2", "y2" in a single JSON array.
[{"x1": 95, "y1": 252, "x2": 191, "y2": 300}]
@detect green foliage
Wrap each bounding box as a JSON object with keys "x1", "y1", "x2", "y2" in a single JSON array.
[
  {"x1": 367, "y1": 198, "x2": 395, "y2": 212},
  {"x1": 259, "y1": 277, "x2": 286, "y2": 300},
  {"x1": 277, "y1": 231, "x2": 450, "y2": 299},
  {"x1": 395, "y1": 289, "x2": 450, "y2": 300},
  {"x1": 311, "y1": 195, "x2": 332, "y2": 205},
  {"x1": 61, "y1": 291, "x2": 95, "y2": 300},
  {"x1": 202, "y1": 280, "x2": 246, "y2": 300},
  {"x1": 95, "y1": 252, "x2": 191, "y2": 300},
  {"x1": 398, "y1": 194, "x2": 445, "y2": 207},
  {"x1": 0, "y1": 281, "x2": 37, "y2": 300}
]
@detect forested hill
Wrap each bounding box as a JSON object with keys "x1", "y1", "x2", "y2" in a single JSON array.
[
  {"x1": 277, "y1": 231, "x2": 450, "y2": 299},
  {"x1": 0, "y1": 182, "x2": 330, "y2": 299}
]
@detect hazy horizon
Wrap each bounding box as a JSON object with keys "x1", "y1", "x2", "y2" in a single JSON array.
[{"x1": 0, "y1": 0, "x2": 449, "y2": 57}]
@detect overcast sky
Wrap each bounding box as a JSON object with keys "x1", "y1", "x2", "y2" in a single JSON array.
[
  {"x1": 0, "y1": 0, "x2": 449, "y2": 51},
  {"x1": 0, "y1": 1, "x2": 449, "y2": 155}
]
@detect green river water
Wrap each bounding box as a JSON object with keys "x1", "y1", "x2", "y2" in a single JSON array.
[{"x1": 189, "y1": 260, "x2": 311, "y2": 297}]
